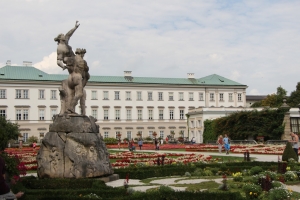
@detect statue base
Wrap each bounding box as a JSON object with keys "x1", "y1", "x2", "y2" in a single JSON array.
[{"x1": 37, "y1": 115, "x2": 113, "y2": 178}]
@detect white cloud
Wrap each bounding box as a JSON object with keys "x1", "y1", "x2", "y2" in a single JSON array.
[
  {"x1": 249, "y1": 89, "x2": 261, "y2": 95},
  {"x1": 33, "y1": 52, "x2": 65, "y2": 74},
  {"x1": 230, "y1": 70, "x2": 240, "y2": 81}
]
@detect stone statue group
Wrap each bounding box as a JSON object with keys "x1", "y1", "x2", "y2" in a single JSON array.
[{"x1": 54, "y1": 21, "x2": 90, "y2": 116}]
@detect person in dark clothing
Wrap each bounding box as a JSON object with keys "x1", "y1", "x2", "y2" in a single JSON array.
[{"x1": 0, "y1": 156, "x2": 24, "y2": 199}]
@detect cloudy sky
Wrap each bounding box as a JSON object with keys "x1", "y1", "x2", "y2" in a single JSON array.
[{"x1": 1, "y1": 0, "x2": 300, "y2": 95}]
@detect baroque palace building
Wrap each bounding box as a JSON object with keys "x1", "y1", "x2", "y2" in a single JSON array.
[{"x1": 0, "y1": 63, "x2": 247, "y2": 143}]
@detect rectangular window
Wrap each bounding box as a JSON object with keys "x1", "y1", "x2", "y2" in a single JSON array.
[
  {"x1": 51, "y1": 109, "x2": 57, "y2": 118},
  {"x1": 189, "y1": 92, "x2": 194, "y2": 101},
  {"x1": 179, "y1": 92, "x2": 184, "y2": 101},
  {"x1": 148, "y1": 131, "x2": 153, "y2": 138},
  {"x1": 198, "y1": 120, "x2": 201, "y2": 127},
  {"x1": 291, "y1": 117, "x2": 300, "y2": 134},
  {"x1": 115, "y1": 131, "x2": 121, "y2": 139},
  {"x1": 104, "y1": 131, "x2": 109, "y2": 138},
  {"x1": 0, "y1": 109, "x2": 6, "y2": 117},
  {"x1": 126, "y1": 91, "x2": 131, "y2": 100},
  {"x1": 126, "y1": 110, "x2": 131, "y2": 120},
  {"x1": 23, "y1": 90, "x2": 29, "y2": 99},
  {"x1": 199, "y1": 92, "x2": 204, "y2": 101},
  {"x1": 160, "y1": 131, "x2": 164, "y2": 139},
  {"x1": 104, "y1": 110, "x2": 108, "y2": 120},
  {"x1": 159, "y1": 110, "x2": 164, "y2": 120},
  {"x1": 169, "y1": 92, "x2": 174, "y2": 101},
  {"x1": 127, "y1": 131, "x2": 132, "y2": 140},
  {"x1": 115, "y1": 110, "x2": 120, "y2": 120},
  {"x1": 137, "y1": 91, "x2": 142, "y2": 100},
  {"x1": 148, "y1": 110, "x2": 153, "y2": 120},
  {"x1": 180, "y1": 110, "x2": 184, "y2": 120},
  {"x1": 137, "y1": 110, "x2": 142, "y2": 120},
  {"x1": 92, "y1": 91, "x2": 97, "y2": 100},
  {"x1": 103, "y1": 91, "x2": 109, "y2": 100},
  {"x1": 39, "y1": 90, "x2": 45, "y2": 99},
  {"x1": 0, "y1": 89, "x2": 6, "y2": 99},
  {"x1": 229, "y1": 93, "x2": 233, "y2": 101},
  {"x1": 16, "y1": 90, "x2": 22, "y2": 99},
  {"x1": 219, "y1": 93, "x2": 224, "y2": 101},
  {"x1": 210, "y1": 93, "x2": 214, "y2": 101},
  {"x1": 92, "y1": 109, "x2": 98, "y2": 119},
  {"x1": 148, "y1": 92, "x2": 153, "y2": 100},
  {"x1": 238, "y1": 93, "x2": 242, "y2": 101},
  {"x1": 16, "y1": 109, "x2": 22, "y2": 120},
  {"x1": 190, "y1": 120, "x2": 194, "y2": 128},
  {"x1": 158, "y1": 92, "x2": 163, "y2": 101},
  {"x1": 39, "y1": 109, "x2": 45, "y2": 120},
  {"x1": 169, "y1": 110, "x2": 174, "y2": 120},
  {"x1": 23, "y1": 133, "x2": 28, "y2": 142},
  {"x1": 23, "y1": 109, "x2": 28, "y2": 120},
  {"x1": 51, "y1": 90, "x2": 57, "y2": 99},
  {"x1": 114, "y1": 91, "x2": 120, "y2": 100}
]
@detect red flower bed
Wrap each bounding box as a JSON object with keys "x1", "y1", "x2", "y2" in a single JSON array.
[
  {"x1": 5, "y1": 148, "x2": 38, "y2": 171},
  {"x1": 106, "y1": 143, "x2": 187, "y2": 150}
]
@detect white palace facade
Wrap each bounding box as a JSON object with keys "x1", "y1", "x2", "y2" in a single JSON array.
[{"x1": 0, "y1": 63, "x2": 247, "y2": 143}]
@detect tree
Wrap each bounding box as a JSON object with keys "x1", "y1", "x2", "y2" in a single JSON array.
[
  {"x1": 282, "y1": 142, "x2": 298, "y2": 162},
  {"x1": 251, "y1": 86, "x2": 287, "y2": 108},
  {"x1": 288, "y1": 82, "x2": 300, "y2": 107},
  {"x1": 28, "y1": 136, "x2": 38, "y2": 144},
  {"x1": 0, "y1": 117, "x2": 19, "y2": 150}
]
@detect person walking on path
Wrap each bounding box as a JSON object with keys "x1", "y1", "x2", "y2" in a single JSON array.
[
  {"x1": 0, "y1": 156, "x2": 24, "y2": 199},
  {"x1": 165, "y1": 137, "x2": 169, "y2": 144},
  {"x1": 217, "y1": 135, "x2": 224, "y2": 153},
  {"x1": 290, "y1": 132, "x2": 299, "y2": 160},
  {"x1": 118, "y1": 138, "x2": 121, "y2": 150},
  {"x1": 154, "y1": 138, "x2": 158, "y2": 150},
  {"x1": 138, "y1": 139, "x2": 143, "y2": 150},
  {"x1": 223, "y1": 134, "x2": 230, "y2": 155}
]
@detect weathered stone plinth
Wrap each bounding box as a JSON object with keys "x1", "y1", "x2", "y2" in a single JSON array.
[{"x1": 37, "y1": 115, "x2": 114, "y2": 178}]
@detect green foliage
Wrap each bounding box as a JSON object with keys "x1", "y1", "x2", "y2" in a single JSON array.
[
  {"x1": 249, "y1": 166, "x2": 263, "y2": 175},
  {"x1": 28, "y1": 136, "x2": 38, "y2": 144},
  {"x1": 212, "y1": 108, "x2": 288, "y2": 140},
  {"x1": 268, "y1": 187, "x2": 293, "y2": 200},
  {"x1": 282, "y1": 142, "x2": 298, "y2": 162},
  {"x1": 0, "y1": 116, "x2": 20, "y2": 150},
  {"x1": 251, "y1": 86, "x2": 287, "y2": 108},
  {"x1": 203, "y1": 119, "x2": 216, "y2": 143},
  {"x1": 0, "y1": 152, "x2": 20, "y2": 177},
  {"x1": 103, "y1": 137, "x2": 117, "y2": 144},
  {"x1": 242, "y1": 183, "x2": 262, "y2": 199},
  {"x1": 287, "y1": 82, "x2": 300, "y2": 107}
]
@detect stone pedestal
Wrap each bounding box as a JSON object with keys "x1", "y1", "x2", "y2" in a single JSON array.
[{"x1": 37, "y1": 115, "x2": 114, "y2": 178}]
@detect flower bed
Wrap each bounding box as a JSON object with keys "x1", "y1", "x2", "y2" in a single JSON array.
[
  {"x1": 185, "y1": 144, "x2": 287, "y2": 155},
  {"x1": 106, "y1": 143, "x2": 186, "y2": 150},
  {"x1": 110, "y1": 152, "x2": 212, "y2": 168},
  {"x1": 5, "y1": 148, "x2": 38, "y2": 171}
]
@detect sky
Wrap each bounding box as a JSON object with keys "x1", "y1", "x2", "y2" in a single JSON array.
[{"x1": 1, "y1": 0, "x2": 300, "y2": 95}]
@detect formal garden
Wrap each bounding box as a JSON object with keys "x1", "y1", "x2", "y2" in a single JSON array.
[{"x1": 1, "y1": 140, "x2": 300, "y2": 200}]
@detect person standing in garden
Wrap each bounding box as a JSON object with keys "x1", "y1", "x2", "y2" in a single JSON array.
[
  {"x1": 154, "y1": 138, "x2": 158, "y2": 150},
  {"x1": 290, "y1": 132, "x2": 299, "y2": 160},
  {"x1": 165, "y1": 137, "x2": 169, "y2": 144},
  {"x1": 138, "y1": 139, "x2": 143, "y2": 150},
  {"x1": 217, "y1": 135, "x2": 224, "y2": 153},
  {"x1": 223, "y1": 134, "x2": 230, "y2": 155},
  {"x1": 118, "y1": 138, "x2": 121, "y2": 150}
]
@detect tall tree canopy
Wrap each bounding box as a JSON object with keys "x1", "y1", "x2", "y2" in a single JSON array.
[
  {"x1": 288, "y1": 82, "x2": 300, "y2": 108},
  {"x1": 251, "y1": 86, "x2": 287, "y2": 108},
  {"x1": 0, "y1": 117, "x2": 19, "y2": 150}
]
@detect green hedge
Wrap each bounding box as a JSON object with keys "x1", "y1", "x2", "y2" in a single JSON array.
[
  {"x1": 114, "y1": 162, "x2": 281, "y2": 179},
  {"x1": 11, "y1": 176, "x2": 245, "y2": 200}
]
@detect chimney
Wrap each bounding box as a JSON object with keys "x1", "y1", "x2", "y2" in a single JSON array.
[
  {"x1": 124, "y1": 71, "x2": 132, "y2": 77},
  {"x1": 6, "y1": 60, "x2": 11, "y2": 66},
  {"x1": 23, "y1": 61, "x2": 32, "y2": 66},
  {"x1": 187, "y1": 73, "x2": 195, "y2": 78}
]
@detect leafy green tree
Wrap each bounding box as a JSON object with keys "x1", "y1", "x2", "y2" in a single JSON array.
[
  {"x1": 251, "y1": 86, "x2": 287, "y2": 108},
  {"x1": 28, "y1": 136, "x2": 38, "y2": 144},
  {"x1": 203, "y1": 119, "x2": 216, "y2": 143},
  {"x1": 282, "y1": 142, "x2": 298, "y2": 162},
  {"x1": 288, "y1": 82, "x2": 300, "y2": 107},
  {"x1": 0, "y1": 117, "x2": 19, "y2": 150}
]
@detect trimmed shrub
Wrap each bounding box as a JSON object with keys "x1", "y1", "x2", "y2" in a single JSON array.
[{"x1": 282, "y1": 142, "x2": 298, "y2": 162}]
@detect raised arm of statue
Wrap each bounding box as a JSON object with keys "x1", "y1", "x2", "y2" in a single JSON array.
[{"x1": 65, "y1": 21, "x2": 80, "y2": 43}]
